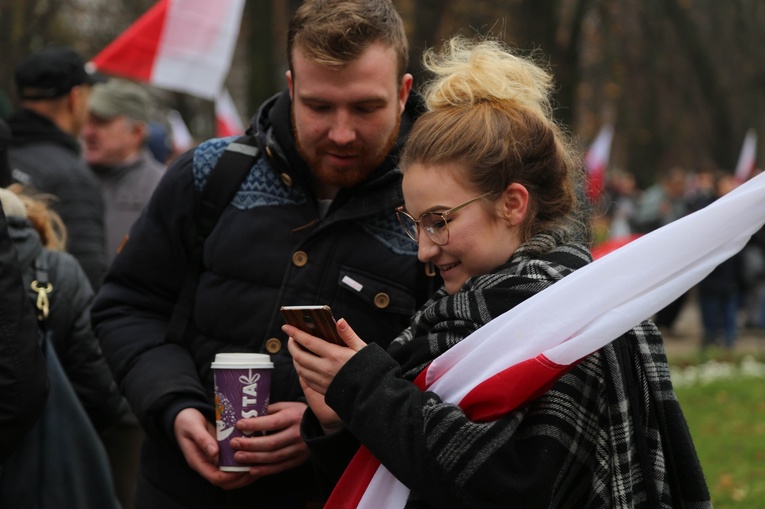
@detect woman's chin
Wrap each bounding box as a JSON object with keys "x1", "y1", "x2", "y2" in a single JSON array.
[{"x1": 443, "y1": 276, "x2": 468, "y2": 295}]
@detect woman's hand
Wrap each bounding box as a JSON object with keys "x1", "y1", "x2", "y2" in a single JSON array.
[{"x1": 285, "y1": 318, "x2": 366, "y2": 433}]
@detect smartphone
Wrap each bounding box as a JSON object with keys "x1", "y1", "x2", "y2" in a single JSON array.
[{"x1": 280, "y1": 305, "x2": 344, "y2": 346}]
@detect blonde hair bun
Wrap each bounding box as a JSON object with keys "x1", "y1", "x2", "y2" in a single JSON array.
[{"x1": 421, "y1": 37, "x2": 553, "y2": 123}]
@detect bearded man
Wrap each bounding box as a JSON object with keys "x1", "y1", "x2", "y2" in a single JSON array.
[{"x1": 90, "y1": 1, "x2": 438, "y2": 507}]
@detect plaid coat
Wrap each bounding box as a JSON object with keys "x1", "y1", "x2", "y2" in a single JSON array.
[{"x1": 305, "y1": 231, "x2": 711, "y2": 508}]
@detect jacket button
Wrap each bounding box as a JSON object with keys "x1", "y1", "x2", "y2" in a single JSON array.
[
  {"x1": 373, "y1": 292, "x2": 390, "y2": 309},
  {"x1": 292, "y1": 251, "x2": 308, "y2": 267},
  {"x1": 265, "y1": 338, "x2": 282, "y2": 354},
  {"x1": 280, "y1": 173, "x2": 293, "y2": 187}
]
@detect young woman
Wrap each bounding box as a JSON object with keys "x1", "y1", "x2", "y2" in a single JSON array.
[{"x1": 285, "y1": 37, "x2": 710, "y2": 508}]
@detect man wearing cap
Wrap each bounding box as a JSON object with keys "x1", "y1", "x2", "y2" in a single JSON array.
[
  {"x1": 7, "y1": 46, "x2": 107, "y2": 291},
  {"x1": 83, "y1": 78, "x2": 165, "y2": 264}
]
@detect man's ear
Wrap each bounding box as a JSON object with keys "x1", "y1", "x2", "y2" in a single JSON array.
[
  {"x1": 66, "y1": 86, "x2": 81, "y2": 113},
  {"x1": 286, "y1": 70, "x2": 294, "y2": 100},
  {"x1": 134, "y1": 121, "x2": 148, "y2": 141},
  {"x1": 398, "y1": 73, "x2": 413, "y2": 114},
  {"x1": 501, "y1": 183, "x2": 529, "y2": 226}
]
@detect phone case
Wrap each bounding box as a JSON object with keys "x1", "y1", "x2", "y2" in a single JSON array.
[{"x1": 280, "y1": 305, "x2": 344, "y2": 345}]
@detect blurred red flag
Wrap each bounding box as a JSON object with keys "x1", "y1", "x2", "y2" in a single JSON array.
[
  {"x1": 584, "y1": 124, "x2": 614, "y2": 203},
  {"x1": 90, "y1": 0, "x2": 245, "y2": 100},
  {"x1": 215, "y1": 89, "x2": 245, "y2": 137},
  {"x1": 734, "y1": 129, "x2": 757, "y2": 184}
]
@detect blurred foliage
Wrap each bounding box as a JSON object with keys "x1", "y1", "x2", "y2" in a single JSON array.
[{"x1": 1, "y1": 0, "x2": 764, "y2": 186}]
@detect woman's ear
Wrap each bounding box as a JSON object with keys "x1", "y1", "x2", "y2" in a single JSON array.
[{"x1": 500, "y1": 183, "x2": 529, "y2": 226}]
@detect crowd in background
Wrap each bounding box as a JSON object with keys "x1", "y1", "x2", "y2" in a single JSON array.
[
  {"x1": 0, "y1": 47, "x2": 175, "y2": 508},
  {"x1": 596, "y1": 165, "x2": 765, "y2": 350}
]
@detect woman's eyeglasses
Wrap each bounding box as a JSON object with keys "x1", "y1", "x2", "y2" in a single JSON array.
[{"x1": 395, "y1": 193, "x2": 490, "y2": 246}]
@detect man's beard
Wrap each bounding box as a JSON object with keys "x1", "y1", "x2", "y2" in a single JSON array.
[{"x1": 294, "y1": 112, "x2": 401, "y2": 189}]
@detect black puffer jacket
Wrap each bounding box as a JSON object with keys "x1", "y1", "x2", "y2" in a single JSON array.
[
  {"x1": 91, "y1": 90, "x2": 438, "y2": 508},
  {"x1": 7, "y1": 215, "x2": 124, "y2": 432},
  {"x1": 0, "y1": 208, "x2": 47, "y2": 463},
  {"x1": 7, "y1": 109, "x2": 107, "y2": 291}
]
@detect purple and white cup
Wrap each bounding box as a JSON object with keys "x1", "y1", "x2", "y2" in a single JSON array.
[{"x1": 211, "y1": 353, "x2": 274, "y2": 471}]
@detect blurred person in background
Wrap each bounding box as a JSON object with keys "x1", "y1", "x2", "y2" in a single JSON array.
[
  {"x1": 604, "y1": 168, "x2": 639, "y2": 240},
  {"x1": 82, "y1": 78, "x2": 165, "y2": 264},
  {"x1": 633, "y1": 165, "x2": 689, "y2": 233},
  {"x1": 0, "y1": 185, "x2": 124, "y2": 506},
  {"x1": 741, "y1": 223, "x2": 765, "y2": 331},
  {"x1": 82, "y1": 76, "x2": 165, "y2": 509},
  {"x1": 6, "y1": 46, "x2": 108, "y2": 292},
  {"x1": 685, "y1": 167, "x2": 716, "y2": 214},
  {"x1": 0, "y1": 185, "x2": 125, "y2": 435},
  {"x1": 146, "y1": 121, "x2": 173, "y2": 166},
  {"x1": 0, "y1": 119, "x2": 12, "y2": 187},
  {"x1": 694, "y1": 173, "x2": 744, "y2": 350},
  {"x1": 0, "y1": 198, "x2": 47, "y2": 464},
  {"x1": 634, "y1": 166, "x2": 691, "y2": 334}
]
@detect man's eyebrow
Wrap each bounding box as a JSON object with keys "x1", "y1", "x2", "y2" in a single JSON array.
[{"x1": 296, "y1": 93, "x2": 388, "y2": 105}]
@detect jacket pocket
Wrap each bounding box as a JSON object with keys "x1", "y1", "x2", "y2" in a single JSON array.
[{"x1": 336, "y1": 266, "x2": 417, "y2": 316}]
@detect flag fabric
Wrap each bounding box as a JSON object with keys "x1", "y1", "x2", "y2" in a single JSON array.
[
  {"x1": 166, "y1": 110, "x2": 194, "y2": 154},
  {"x1": 327, "y1": 168, "x2": 765, "y2": 508},
  {"x1": 215, "y1": 89, "x2": 245, "y2": 137},
  {"x1": 734, "y1": 129, "x2": 757, "y2": 183},
  {"x1": 90, "y1": 0, "x2": 245, "y2": 100},
  {"x1": 583, "y1": 124, "x2": 614, "y2": 203}
]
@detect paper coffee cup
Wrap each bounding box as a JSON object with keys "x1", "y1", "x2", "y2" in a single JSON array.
[{"x1": 211, "y1": 353, "x2": 274, "y2": 472}]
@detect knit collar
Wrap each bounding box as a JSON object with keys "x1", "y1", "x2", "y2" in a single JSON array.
[{"x1": 389, "y1": 232, "x2": 590, "y2": 378}]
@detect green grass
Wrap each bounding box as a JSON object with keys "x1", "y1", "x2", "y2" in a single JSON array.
[{"x1": 672, "y1": 355, "x2": 765, "y2": 508}]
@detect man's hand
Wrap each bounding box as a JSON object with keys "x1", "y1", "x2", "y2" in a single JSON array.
[
  {"x1": 174, "y1": 408, "x2": 255, "y2": 489},
  {"x1": 230, "y1": 401, "x2": 311, "y2": 477}
]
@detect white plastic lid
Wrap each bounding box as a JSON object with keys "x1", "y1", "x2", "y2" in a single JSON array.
[{"x1": 211, "y1": 353, "x2": 274, "y2": 369}]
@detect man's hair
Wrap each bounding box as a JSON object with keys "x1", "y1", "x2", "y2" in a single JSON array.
[{"x1": 287, "y1": 0, "x2": 408, "y2": 79}]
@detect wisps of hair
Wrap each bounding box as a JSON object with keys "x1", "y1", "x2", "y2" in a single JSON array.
[
  {"x1": 8, "y1": 184, "x2": 67, "y2": 251},
  {"x1": 420, "y1": 37, "x2": 553, "y2": 124}
]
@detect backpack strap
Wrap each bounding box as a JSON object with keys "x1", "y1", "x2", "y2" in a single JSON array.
[{"x1": 166, "y1": 135, "x2": 260, "y2": 344}]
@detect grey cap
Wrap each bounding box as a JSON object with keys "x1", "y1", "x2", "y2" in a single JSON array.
[{"x1": 89, "y1": 79, "x2": 152, "y2": 124}]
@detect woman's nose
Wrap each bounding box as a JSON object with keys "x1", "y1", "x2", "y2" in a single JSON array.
[{"x1": 417, "y1": 233, "x2": 440, "y2": 263}]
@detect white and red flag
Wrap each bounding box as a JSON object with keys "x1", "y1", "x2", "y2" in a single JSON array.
[
  {"x1": 583, "y1": 124, "x2": 614, "y2": 203},
  {"x1": 215, "y1": 89, "x2": 245, "y2": 137},
  {"x1": 89, "y1": 0, "x2": 245, "y2": 100},
  {"x1": 734, "y1": 128, "x2": 757, "y2": 184},
  {"x1": 166, "y1": 110, "x2": 194, "y2": 154},
  {"x1": 327, "y1": 168, "x2": 765, "y2": 508}
]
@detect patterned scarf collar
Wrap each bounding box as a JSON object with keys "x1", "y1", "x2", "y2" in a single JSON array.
[{"x1": 389, "y1": 230, "x2": 588, "y2": 378}]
